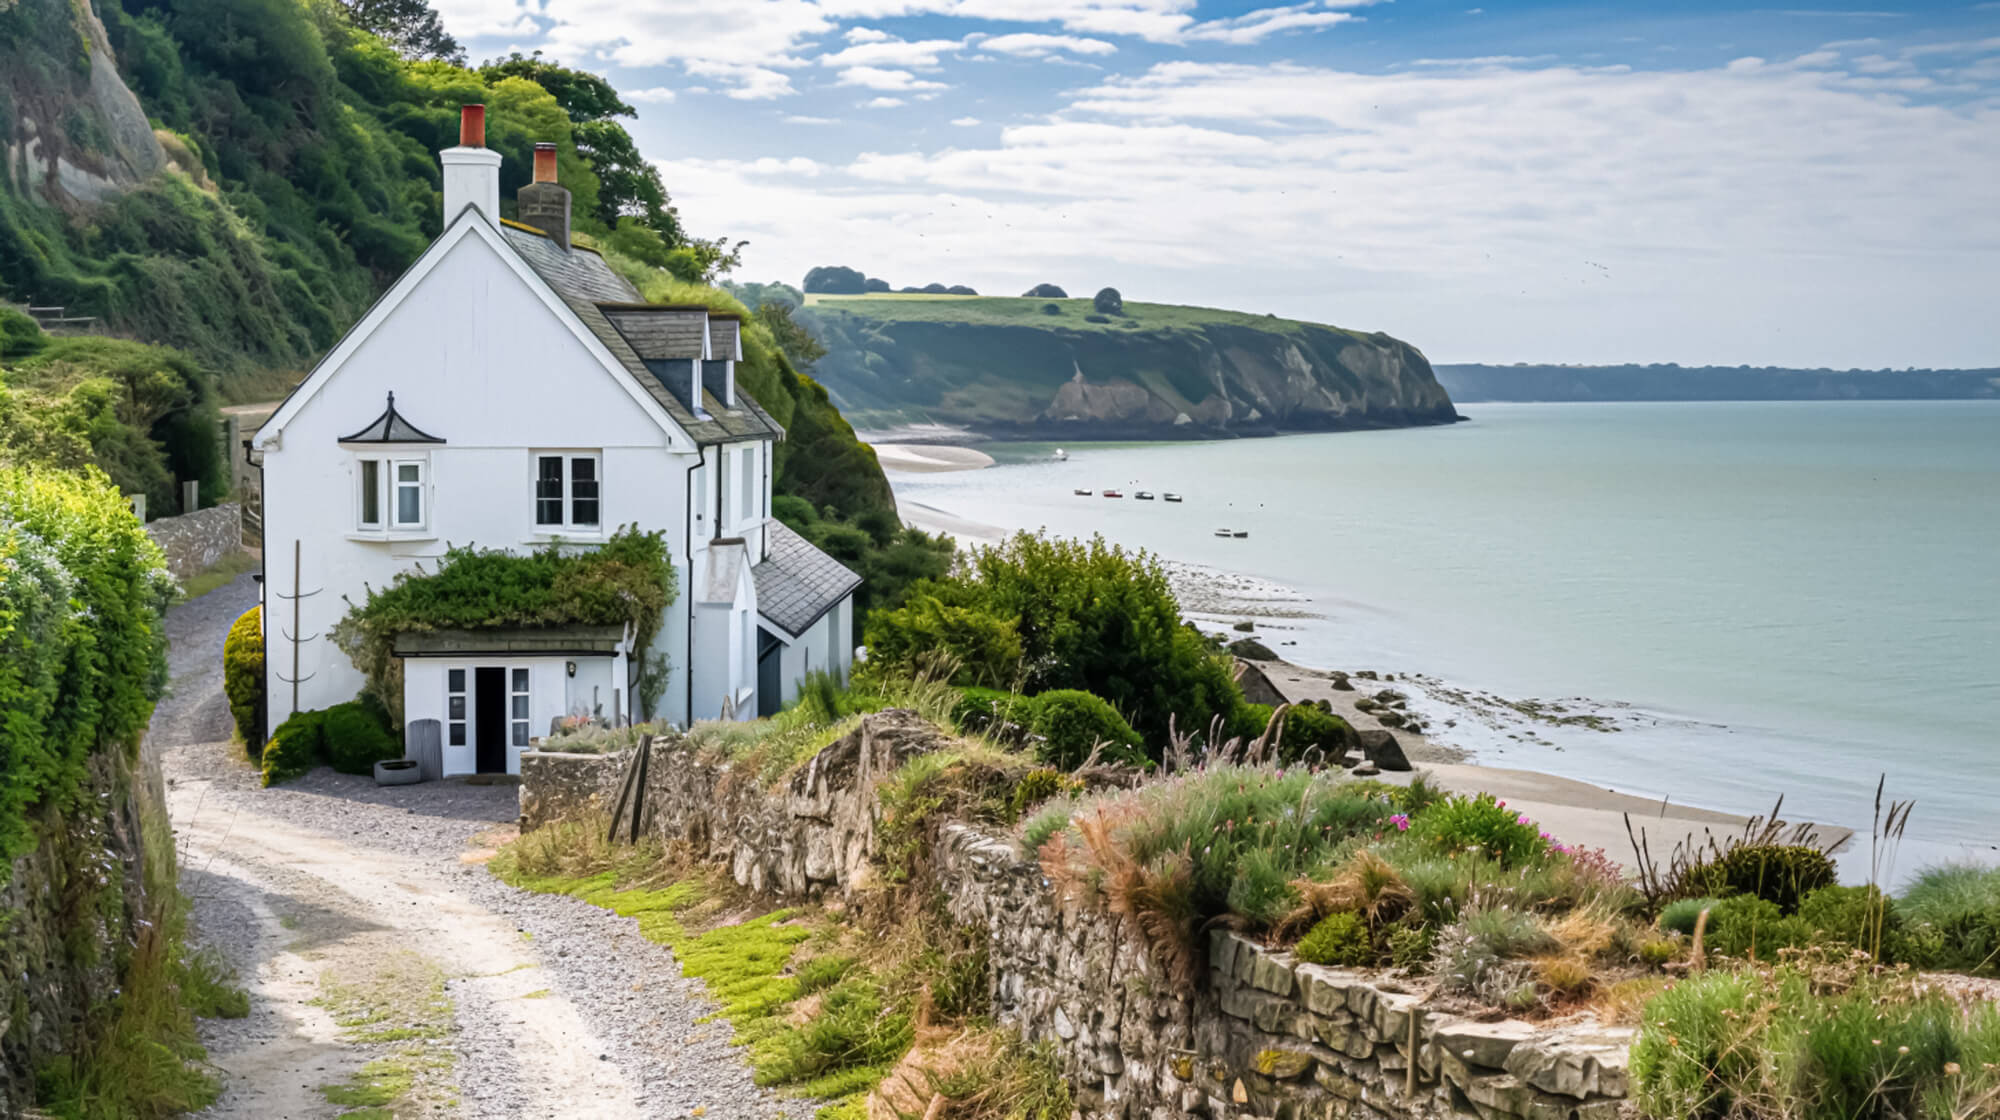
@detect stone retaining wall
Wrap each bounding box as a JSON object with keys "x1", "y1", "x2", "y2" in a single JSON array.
[
  {"x1": 519, "y1": 714, "x2": 1635, "y2": 1120},
  {"x1": 144, "y1": 502, "x2": 243, "y2": 584}
]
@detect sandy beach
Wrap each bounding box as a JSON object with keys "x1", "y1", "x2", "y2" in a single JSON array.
[
  {"x1": 895, "y1": 486, "x2": 1855, "y2": 869},
  {"x1": 871, "y1": 443, "x2": 996, "y2": 473}
]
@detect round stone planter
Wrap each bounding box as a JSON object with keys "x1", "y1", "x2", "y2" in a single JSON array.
[{"x1": 373, "y1": 758, "x2": 424, "y2": 786}]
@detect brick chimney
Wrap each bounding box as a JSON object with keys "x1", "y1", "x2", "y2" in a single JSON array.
[
  {"x1": 517, "y1": 141, "x2": 572, "y2": 250},
  {"x1": 440, "y1": 104, "x2": 501, "y2": 226}
]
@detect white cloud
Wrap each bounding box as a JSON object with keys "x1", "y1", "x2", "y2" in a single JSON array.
[
  {"x1": 624, "y1": 87, "x2": 678, "y2": 103},
  {"x1": 684, "y1": 59, "x2": 801, "y2": 100},
  {"x1": 951, "y1": 116, "x2": 983, "y2": 126},
  {"x1": 782, "y1": 114, "x2": 840, "y2": 124},
  {"x1": 863, "y1": 96, "x2": 906, "y2": 108},
  {"x1": 978, "y1": 32, "x2": 1118, "y2": 57},
  {"x1": 844, "y1": 25, "x2": 891, "y2": 42},
  {"x1": 836, "y1": 66, "x2": 950, "y2": 91},
  {"x1": 817, "y1": 35, "x2": 966, "y2": 69},
  {"x1": 1185, "y1": 2, "x2": 1362, "y2": 45},
  {"x1": 669, "y1": 55, "x2": 2000, "y2": 367}
]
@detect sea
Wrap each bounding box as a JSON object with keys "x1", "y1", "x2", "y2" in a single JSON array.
[{"x1": 886, "y1": 401, "x2": 2000, "y2": 876}]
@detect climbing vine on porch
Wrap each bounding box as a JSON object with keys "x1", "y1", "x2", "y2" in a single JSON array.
[{"x1": 330, "y1": 526, "x2": 676, "y2": 724}]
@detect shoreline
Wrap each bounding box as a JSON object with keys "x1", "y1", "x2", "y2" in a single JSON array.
[
  {"x1": 893, "y1": 487, "x2": 1858, "y2": 870},
  {"x1": 868, "y1": 443, "x2": 996, "y2": 473}
]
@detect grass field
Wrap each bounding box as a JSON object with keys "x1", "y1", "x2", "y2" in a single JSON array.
[{"x1": 802, "y1": 293, "x2": 1365, "y2": 339}]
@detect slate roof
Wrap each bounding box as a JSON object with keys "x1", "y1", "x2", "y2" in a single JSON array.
[
  {"x1": 339, "y1": 391, "x2": 445, "y2": 443},
  {"x1": 753, "y1": 521, "x2": 863, "y2": 638},
  {"x1": 708, "y1": 317, "x2": 741, "y2": 360},
  {"x1": 498, "y1": 222, "x2": 780, "y2": 447},
  {"x1": 602, "y1": 307, "x2": 709, "y2": 361}
]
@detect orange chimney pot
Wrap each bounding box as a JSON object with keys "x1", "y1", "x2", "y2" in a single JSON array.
[
  {"x1": 459, "y1": 104, "x2": 486, "y2": 148},
  {"x1": 533, "y1": 142, "x2": 558, "y2": 184}
]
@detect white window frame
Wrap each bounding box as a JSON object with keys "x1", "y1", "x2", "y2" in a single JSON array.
[
  {"x1": 446, "y1": 668, "x2": 468, "y2": 748},
  {"x1": 509, "y1": 667, "x2": 532, "y2": 749},
  {"x1": 353, "y1": 453, "x2": 429, "y2": 533},
  {"x1": 533, "y1": 451, "x2": 603, "y2": 533}
]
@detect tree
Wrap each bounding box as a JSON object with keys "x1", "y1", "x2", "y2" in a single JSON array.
[
  {"x1": 1093, "y1": 287, "x2": 1123, "y2": 315},
  {"x1": 1023, "y1": 283, "x2": 1067, "y2": 298},
  {"x1": 863, "y1": 277, "x2": 891, "y2": 292},
  {"x1": 335, "y1": 0, "x2": 463, "y2": 62},
  {"x1": 754, "y1": 302, "x2": 826, "y2": 371},
  {"x1": 805, "y1": 266, "x2": 869, "y2": 294}
]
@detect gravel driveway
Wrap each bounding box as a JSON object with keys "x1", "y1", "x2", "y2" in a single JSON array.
[{"x1": 160, "y1": 575, "x2": 788, "y2": 1118}]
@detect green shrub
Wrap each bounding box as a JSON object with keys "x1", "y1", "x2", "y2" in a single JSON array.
[
  {"x1": 1630, "y1": 957, "x2": 2000, "y2": 1120},
  {"x1": 757, "y1": 976, "x2": 913, "y2": 1089},
  {"x1": 1025, "y1": 690, "x2": 1148, "y2": 769},
  {"x1": 1659, "y1": 897, "x2": 1722, "y2": 937},
  {"x1": 1388, "y1": 923, "x2": 1434, "y2": 970},
  {"x1": 1008, "y1": 768, "x2": 1081, "y2": 821},
  {"x1": 223, "y1": 606, "x2": 265, "y2": 757},
  {"x1": 1797, "y1": 885, "x2": 1904, "y2": 962},
  {"x1": 951, "y1": 686, "x2": 1029, "y2": 734},
  {"x1": 0, "y1": 466, "x2": 173, "y2": 873},
  {"x1": 1229, "y1": 700, "x2": 1353, "y2": 764},
  {"x1": 261, "y1": 709, "x2": 325, "y2": 786},
  {"x1": 1681, "y1": 843, "x2": 1836, "y2": 914},
  {"x1": 320, "y1": 699, "x2": 400, "y2": 775},
  {"x1": 793, "y1": 954, "x2": 857, "y2": 995},
  {"x1": 1296, "y1": 912, "x2": 1372, "y2": 967},
  {"x1": 1898, "y1": 863, "x2": 2000, "y2": 975},
  {"x1": 1431, "y1": 907, "x2": 1553, "y2": 1003},
  {"x1": 1413, "y1": 793, "x2": 1548, "y2": 868},
  {"x1": 1703, "y1": 895, "x2": 1813, "y2": 961}
]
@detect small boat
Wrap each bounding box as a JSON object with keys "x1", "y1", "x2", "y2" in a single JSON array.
[
  {"x1": 1053, "y1": 448, "x2": 1068, "y2": 461},
  {"x1": 1135, "y1": 491, "x2": 1154, "y2": 500},
  {"x1": 1102, "y1": 489, "x2": 1123, "y2": 498},
  {"x1": 1233, "y1": 530, "x2": 1249, "y2": 539},
  {"x1": 1214, "y1": 528, "x2": 1233, "y2": 537},
  {"x1": 1073, "y1": 488, "x2": 1092, "y2": 496},
  {"x1": 1163, "y1": 493, "x2": 1182, "y2": 503}
]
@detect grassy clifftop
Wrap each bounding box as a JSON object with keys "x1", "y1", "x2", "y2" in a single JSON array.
[{"x1": 798, "y1": 293, "x2": 1459, "y2": 439}]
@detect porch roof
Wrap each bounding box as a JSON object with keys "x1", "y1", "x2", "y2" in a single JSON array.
[{"x1": 393, "y1": 625, "x2": 626, "y2": 658}]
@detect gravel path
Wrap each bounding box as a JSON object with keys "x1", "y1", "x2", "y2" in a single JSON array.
[{"x1": 159, "y1": 576, "x2": 787, "y2": 1118}]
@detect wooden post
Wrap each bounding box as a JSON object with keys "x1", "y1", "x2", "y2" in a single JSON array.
[
  {"x1": 290, "y1": 540, "x2": 302, "y2": 714},
  {"x1": 1406, "y1": 1010, "x2": 1419, "y2": 1098},
  {"x1": 182, "y1": 479, "x2": 200, "y2": 514}
]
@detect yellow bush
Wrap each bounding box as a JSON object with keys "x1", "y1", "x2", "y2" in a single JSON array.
[{"x1": 223, "y1": 606, "x2": 264, "y2": 755}]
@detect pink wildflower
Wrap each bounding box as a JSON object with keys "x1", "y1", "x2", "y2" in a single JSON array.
[{"x1": 1390, "y1": 813, "x2": 1411, "y2": 832}]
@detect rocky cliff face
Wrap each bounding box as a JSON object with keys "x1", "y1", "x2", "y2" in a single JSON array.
[
  {"x1": 1, "y1": 0, "x2": 167, "y2": 207},
  {"x1": 802, "y1": 302, "x2": 1460, "y2": 439}
]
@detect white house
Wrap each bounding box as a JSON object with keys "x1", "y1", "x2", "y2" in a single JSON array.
[{"x1": 252, "y1": 105, "x2": 860, "y2": 775}]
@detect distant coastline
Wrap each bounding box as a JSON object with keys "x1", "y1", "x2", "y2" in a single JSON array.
[{"x1": 1437, "y1": 362, "x2": 2000, "y2": 402}]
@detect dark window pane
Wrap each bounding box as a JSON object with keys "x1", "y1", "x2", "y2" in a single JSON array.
[
  {"x1": 449, "y1": 722, "x2": 466, "y2": 746},
  {"x1": 359, "y1": 461, "x2": 380, "y2": 524},
  {"x1": 448, "y1": 695, "x2": 465, "y2": 720},
  {"x1": 511, "y1": 695, "x2": 528, "y2": 719},
  {"x1": 536, "y1": 457, "x2": 564, "y2": 525},
  {"x1": 571, "y1": 457, "x2": 599, "y2": 525},
  {"x1": 572, "y1": 498, "x2": 599, "y2": 526},
  {"x1": 448, "y1": 669, "x2": 464, "y2": 691},
  {"x1": 397, "y1": 485, "x2": 421, "y2": 525},
  {"x1": 511, "y1": 668, "x2": 529, "y2": 692},
  {"x1": 511, "y1": 723, "x2": 528, "y2": 747}
]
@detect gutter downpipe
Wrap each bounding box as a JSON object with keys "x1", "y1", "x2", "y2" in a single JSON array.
[{"x1": 681, "y1": 449, "x2": 701, "y2": 728}]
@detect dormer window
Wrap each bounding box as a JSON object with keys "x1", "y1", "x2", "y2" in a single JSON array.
[
  {"x1": 340, "y1": 392, "x2": 442, "y2": 537},
  {"x1": 535, "y1": 452, "x2": 601, "y2": 531}
]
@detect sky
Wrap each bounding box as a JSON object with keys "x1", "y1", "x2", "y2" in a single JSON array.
[{"x1": 430, "y1": 0, "x2": 2000, "y2": 368}]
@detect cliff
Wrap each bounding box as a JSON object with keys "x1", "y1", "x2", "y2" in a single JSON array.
[{"x1": 798, "y1": 295, "x2": 1459, "y2": 439}]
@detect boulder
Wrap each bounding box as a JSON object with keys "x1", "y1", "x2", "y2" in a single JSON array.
[
  {"x1": 1229, "y1": 637, "x2": 1278, "y2": 661},
  {"x1": 1375, "y1": 710, "x2": 1406, "y2": 728},
  {"x1": 1353, "y1": 697, "x2": 1379, "y2": 712},
  {"x1": 1329, "y1": 677, "x2": 1355, "y2": 691},
  {"x1": 1373, "y1": 689, "x2": 1406, "y2": 703},
  {"x1": 1233, "y1": 620, "x2": 1256, "y2": 633},
  {"x1": 1355, "y1": 730, "x2": 1411, "y2": 772}
]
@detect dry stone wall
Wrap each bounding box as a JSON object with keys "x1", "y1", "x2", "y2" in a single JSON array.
[
  {"x1": 519, "y1": 713, "x2": 1635, "y2": 1120},
  {"x1": 143, "y1": 502, "x2": 243, "y2": 584}
]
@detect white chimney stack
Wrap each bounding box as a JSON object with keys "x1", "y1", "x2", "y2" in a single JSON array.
[{"x1": 440, "y1": 104, "x2": 500, "y2": 226}]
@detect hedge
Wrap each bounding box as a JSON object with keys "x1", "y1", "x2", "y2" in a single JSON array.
[
  {"x1": 1026, "y1": 690, "x2": 1148, "y2": 770},
  {"x1": 224, "y1": 606, "x2": 265, "y2": 757},
  {"x1": 260, "y1": 700, "x2": 401, "y2": 786},
  {"x1": 0, "y1": 466, "x2": 173, "y2": 875}
]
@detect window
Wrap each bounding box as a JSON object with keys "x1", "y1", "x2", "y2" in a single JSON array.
[
  {"x1": 447, "y1": 669, "x2": 466, "y2": 747},
  {"x1": 510, "y1": 668, "x2": 531, "y2": 748},
  {"x1": 356, "y1": 456, "x2": 425, "y2": 531},
  {"x1": 358, "y1": 460, "x2": 381, "y2": 527},
  {"x1": 534, "y1": 453, "x2": 601, "y2": 530},
  {"x1": 736, "y1": 446, "x2": 754, "y2": 526}
]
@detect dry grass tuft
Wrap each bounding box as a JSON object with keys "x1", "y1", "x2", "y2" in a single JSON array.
[{"x1": 1276, "y1": 849, "x2": 1414, "y2": 940}]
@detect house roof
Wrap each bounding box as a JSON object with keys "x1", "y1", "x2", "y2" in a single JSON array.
[
  {"x1": 339, "y1": 391, "x2": 445, "y2": 444},
  {"x1": 602, "y1": 307, "x2": 708, "y2": 361},
  {"x1": 753, "y1": 521, "x2": 863, "y2": 638},
  {"x1": 499, "y1": 222, "x2": 781, "y2": 447},
  {"x1": 708, "y1": 317, "x2": 741, "y2": 361}
]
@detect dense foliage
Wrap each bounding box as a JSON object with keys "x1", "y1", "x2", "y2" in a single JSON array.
[
  {"x1": 259, "y1": 697, "x2": 399, "y2": 784},
  {"x1": 330, "y1": 526, "x2": 674, "y2": 721},
  {"x1": 223, "y1": 606, "x2": 264, "y2": 755},
  {"x1": 0, "y1": 465, "x2": 173, "y2": 874},
  {"x1": 865, "y1": 532, "x2": 1240, "y2": 742},
  {"x1": 1898, "y1": 864, "x2": 2000, "y2": 975},
  {"x1": 1680, "y1": 843, "x2": 1837, "y2": 914},
  {"x1": 0, "y1": 310, "x2": 226, "y2": 513}
]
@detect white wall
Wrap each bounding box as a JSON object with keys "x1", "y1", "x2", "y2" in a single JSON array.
[
  {"x1": 258, "y1": 230, "x2": 695, "y2": 735},
  {"x1": 405, "y1": 656, "x2": 572, "y2": 776}
]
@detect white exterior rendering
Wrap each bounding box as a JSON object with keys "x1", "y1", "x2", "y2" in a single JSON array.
[{"x1": 252, "y1": 117, "x2": 859, "y2": 774}]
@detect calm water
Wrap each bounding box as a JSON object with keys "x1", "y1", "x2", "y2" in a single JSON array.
[{"x1": 892, "y1": 402, "x2": 2000, "y2": 861}]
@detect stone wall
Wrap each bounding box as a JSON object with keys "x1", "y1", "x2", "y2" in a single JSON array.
[
  {"x1": 520, "y1": 714, "x2": 1634, "y2": 1120},
  {"x1": 0, "y1": 749, "x2": 170, "y2": 1114},
  {"x1": 144, "y1": 502, "x2": 243, "y2": 584}
]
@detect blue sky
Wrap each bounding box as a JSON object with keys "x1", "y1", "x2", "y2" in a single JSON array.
[{"x1": 433, "y1": 1, "x2": 2000, "y2": 367}]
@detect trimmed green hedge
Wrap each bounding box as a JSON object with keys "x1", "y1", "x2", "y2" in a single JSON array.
[
  {"x1": 223, "y1": 606, "x2": 264, "y2": 757},
  {"x1": 260, "y1": 699, "x2": 400, "y2": 785},
  {"x1": 0, "y1": 466, "x2": 173, "y2": 875}
]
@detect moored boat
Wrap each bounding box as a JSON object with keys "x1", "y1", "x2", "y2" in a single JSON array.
[
  {"x1": 1135, "y1": 491, "x2": 1154, "y2": 500},
  {"x1": 1164, "y1": 493, "x2": 1182, "y2": 502},
  {"x1": 1103, "y1": 489, "x2": 1123, "y2": 498},
  {"x1": 1073, "y1": 488, "x2": 1092, "y2": 496}
]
